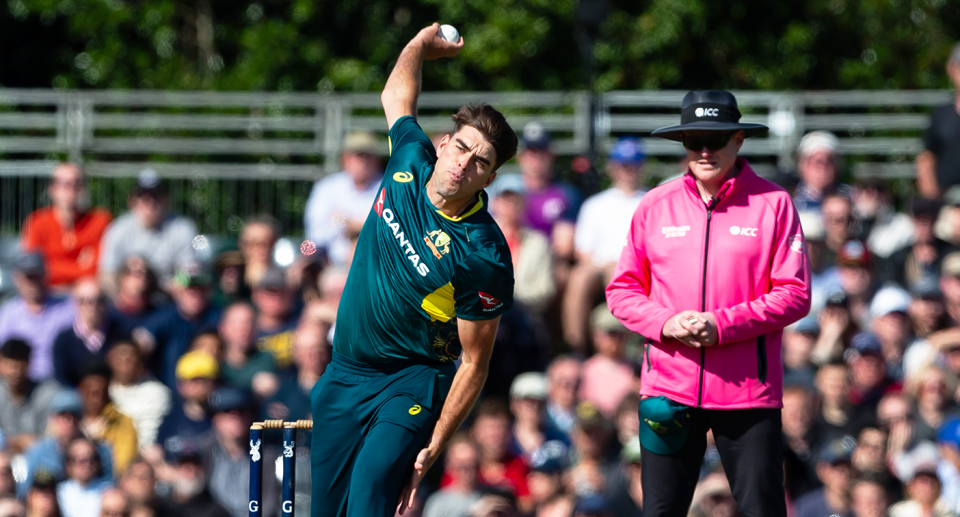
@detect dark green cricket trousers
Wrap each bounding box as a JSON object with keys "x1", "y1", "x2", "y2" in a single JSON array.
[{"x1": 310, "y1": 351, "x2": 454, "y2": 517}]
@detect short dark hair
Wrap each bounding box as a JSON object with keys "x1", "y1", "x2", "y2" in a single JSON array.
[
  {"x1": 451, "y1": 104, "x2": 518, "y2": 171},
  {"x1": 244, "y1": 214, "x2": 280, "y2": 237},
  {"x1": 0, "y1": 339, "x2": 31, "y2": 362},
  {"x1": 473, "y1": 398, "x2": 511, "y2": 423},
  {"x1": 78, "y1": 360, "x2": 112, "y2": 382}
]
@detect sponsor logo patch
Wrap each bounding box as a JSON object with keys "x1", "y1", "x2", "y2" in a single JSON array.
[
  {"x1": 374, "y1": 188, "x2": 385, "y2": 216},
  {"x1": 478, "y1": 292, "x2": 502, "y2": 311},
  {"x1": 381, "y1": 208, "x2": 430, "y2": 277},
  {"x1": 662, "y1": 225, "x2": 691, "y2": 238},
  {"x1": 790, "y1": 234, "x2": 805, "y2": 253},
  {"x1": 730, "y1": 226, "x2": 758, "y2": 237}
]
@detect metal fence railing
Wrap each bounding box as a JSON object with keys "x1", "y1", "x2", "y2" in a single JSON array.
[{"x1": 0, "y1": 88, "x2": 952, "y2": 236}]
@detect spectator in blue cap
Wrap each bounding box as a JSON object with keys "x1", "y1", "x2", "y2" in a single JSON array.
[
  {"x1": 517, "y1": 122, "x2": 581, "y2": 241},
  {"x1": 488, "y1": 173, "x2": 556, "y2": 318},
  {"x1": 20, "y1": 390, "x2": 113, "y2": 499},
  {"x1": 0, "y1": 252, "x2": 76, "y2": 381},
  {"x1": 783, "y1": 316, "x2": 820, "y2": 389},
  {"x1": 909, "y1": 276, "x2": 948, "y2": 340},
  {"x1": 517, "y1": 121, "x2": 582, "y2": 290},
  {"x1": 526, "y1": 440, "x2": 574, "y2": 517},
  {"x1": 488, "y1": 175, "x2": 556, "y2": 370},
  {"x1": 847, "y1": 332, "x2": 894, "y2": 410},
  {"x1": 564, "y1": 136, "x2": 647, "y2": 353},
  {"x1": 794, "y1": 436, "x2": 856, "y2": 517},
  {"x1": 573, "y1": 493, "x2": 612, "y2": 517}
]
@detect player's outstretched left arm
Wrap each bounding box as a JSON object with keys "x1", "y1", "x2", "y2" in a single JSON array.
[
  {"x1": 381, "y1": 23, "x2": 463, "y2": 130},
  {"x1": 397, "y1": 316, "x2": 499, "y2": 514}
]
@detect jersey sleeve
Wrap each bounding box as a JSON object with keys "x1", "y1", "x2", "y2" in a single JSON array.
[
  {"x1": 453, "y1": 244, "x2": 515, "y2": 321},
  {"x1": 388, "y1": 116, "x2": 435, "y2": 161}
]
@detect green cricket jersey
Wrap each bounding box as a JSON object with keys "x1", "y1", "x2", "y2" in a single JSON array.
[{"x1": 333, "y1": 115, "x2": 515, "y2": 365}]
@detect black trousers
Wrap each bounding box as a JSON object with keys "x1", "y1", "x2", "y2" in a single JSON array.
[{"x1": 639, "y1": 407, "x2": 786, "y2": 517}]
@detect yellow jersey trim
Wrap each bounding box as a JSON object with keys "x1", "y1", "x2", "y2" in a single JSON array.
[
  {"x1": 421, "y1": 282, "x2": 455, "y2": 322},
  {"x1": 435, "y1": 197, "x2": 484, "y2": 222},
  {"x1": 388, "y1": 135, "x2": 393, "y2": 156}
]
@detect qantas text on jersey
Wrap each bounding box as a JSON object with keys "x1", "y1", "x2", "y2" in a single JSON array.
[{"x1": 381, "y1": 207, "x2": 430, "y2": 277}]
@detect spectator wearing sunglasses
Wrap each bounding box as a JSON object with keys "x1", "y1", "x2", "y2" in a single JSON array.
[
  {"x1": 53, "y1": 279, "x2": 125, "y2": 387},
  {"x1": 607, "y1": 90, "x2": 811, "y2": 517},
  {"x1": 57, "y1": 438, "x2": 113, "y2": 517},
  {"x1": 21, "y1": 163, "x2": 112, "y2": 289}
]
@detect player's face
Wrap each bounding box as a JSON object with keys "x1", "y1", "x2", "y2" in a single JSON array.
[
  {"x1": 434, "y1": 126, "x2": 498, "y2": 201},
  {"x1": 684, "y1": 130, "x2": 744, "y2": 186}
]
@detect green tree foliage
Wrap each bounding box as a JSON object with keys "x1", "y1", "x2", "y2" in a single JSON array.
[{"x1": 1, "y1": 0, "x2": 958, "y2": 91}]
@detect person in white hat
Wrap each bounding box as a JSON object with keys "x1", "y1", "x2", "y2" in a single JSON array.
[
  {"x1": 304, "y1": 131, "x2": 384, "y2": 267},
  {"x1": 868, "y1": 285, "x2": 914, "y2": 380},
  {"x1": 509, "y1": 372, "x2": 565, "y2": 459},
  {"x1": 793, "y1": 131, "x2": 851, "y2": 213}
]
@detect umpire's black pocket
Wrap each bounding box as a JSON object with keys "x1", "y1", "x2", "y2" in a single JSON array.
[{"x1": 756, "y1": 334, "x2": 767, "y2": 384}]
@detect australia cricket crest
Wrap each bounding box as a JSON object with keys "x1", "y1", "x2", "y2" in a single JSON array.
[{"x1": 424, "y1": 229, "x2": 451, "y2": 259}]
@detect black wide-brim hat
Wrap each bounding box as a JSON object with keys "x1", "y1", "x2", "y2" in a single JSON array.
[{"x1": 650, "y1": 90, "x2": 768, "y2": 142}]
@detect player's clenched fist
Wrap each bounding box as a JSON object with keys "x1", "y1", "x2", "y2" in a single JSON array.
[{"x1": 413, "y1": 23, "x2": 463, "y2": 60}]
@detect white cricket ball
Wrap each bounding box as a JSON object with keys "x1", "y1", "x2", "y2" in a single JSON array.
[{"x1": 439, "y1": 24, "x2": 460, "y2": 43}]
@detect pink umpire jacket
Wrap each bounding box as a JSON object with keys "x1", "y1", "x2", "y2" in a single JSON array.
[{"x1": 606, "y1": 158, "x2": 811, "y2": 409}]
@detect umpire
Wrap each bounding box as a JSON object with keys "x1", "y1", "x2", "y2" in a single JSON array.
[{"x1": 606, "y1": 90, "x2": 812, "y2": 517}]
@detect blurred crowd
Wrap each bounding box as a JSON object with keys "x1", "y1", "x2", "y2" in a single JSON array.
[{"x1": 0, "y1": 51, "x2": 958, "y2": 517}]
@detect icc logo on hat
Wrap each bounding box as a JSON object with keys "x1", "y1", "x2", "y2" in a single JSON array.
[{"x1": 695, "y1": 107, "x2": 719, "y2": 118}]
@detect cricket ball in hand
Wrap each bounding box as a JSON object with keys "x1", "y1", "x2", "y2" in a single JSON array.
[{"x1": 439, "y1": 24, "x2": 460, "y2": 43}]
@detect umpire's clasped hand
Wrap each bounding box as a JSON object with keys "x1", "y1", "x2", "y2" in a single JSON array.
[{"x1": 662, "y1": 311, "x2": 719, "y2": 348}]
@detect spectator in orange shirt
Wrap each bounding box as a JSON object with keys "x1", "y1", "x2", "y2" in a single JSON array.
[{"x1": 21, "y1": 164, "x2": 111, "y2": 288}]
